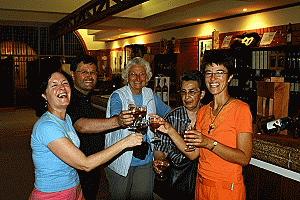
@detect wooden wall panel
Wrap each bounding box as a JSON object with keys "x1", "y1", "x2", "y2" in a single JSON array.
[{"x1": 243, "y1": 164, "x2": 300, "y2": 200}]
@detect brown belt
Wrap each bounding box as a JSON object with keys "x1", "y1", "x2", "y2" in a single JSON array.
[{"x1": 198, "y1": 176, "x2": 238, "y2": 191}]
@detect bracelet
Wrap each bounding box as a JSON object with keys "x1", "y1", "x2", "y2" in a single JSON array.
[{"x1": 210, "y1": 141, "x2": 218, "y2": 151}]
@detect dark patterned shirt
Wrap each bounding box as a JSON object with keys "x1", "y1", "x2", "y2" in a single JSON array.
[
  {"x1": 154, "y1": 106, "x2": 192, "y2": 165},
  {"x1": 67, "y1": 88, "x2": 105, "y2": 156}
]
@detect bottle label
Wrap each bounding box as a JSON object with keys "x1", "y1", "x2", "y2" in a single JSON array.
[
  {"x1": 287, "y1": 33, "x2": 292, "y2": 43},
  {"x1": 162, "y1": 92, "x2": 168, "y2": 103},
  {"x1": 266, "y1": 119, "x2": 282, "y2": 130},
  {"x1": 156, "y1": 91, "x2": 162, "y2": 99}
]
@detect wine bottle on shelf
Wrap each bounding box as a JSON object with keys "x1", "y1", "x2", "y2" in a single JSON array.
[
  {"x1": 260, "y1": 115, "x2": 299, "y2": 135},
  {"x1": 155, "y1": 78, "x2": 162, "y2": 99},
  {"x1": 286, "y1": 23, "x2": 292, "y2": 45},
  {"x1": 162, "y1": 78, "x2": 168, "y2": 104}
]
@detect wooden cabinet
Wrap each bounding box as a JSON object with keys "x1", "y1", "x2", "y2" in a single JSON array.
[
  {"x1": 256, "y1": 81, "x2": 290, "y2": 119},
  {"x1": 153, "y1": 53, "x2": 177, "y2": 78},
  {"x1": 153, "y1": 53, "x2": 178, "y2": 106}
]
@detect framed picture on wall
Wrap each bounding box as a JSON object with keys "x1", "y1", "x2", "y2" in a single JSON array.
[
  {"x1": 124, "y1": 46, "x2": 132, "y2": 66},
  {"x1": 110, "y1": 50, "x2": 124, "y2": 73},
  {"x1": 198, "y1": 38, "x2": 212, "y2": 71}
]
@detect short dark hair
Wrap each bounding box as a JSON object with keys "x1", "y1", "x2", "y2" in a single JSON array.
[
  {"x1": 70, "y1": 54, "x2": 98, "y2": 72},
  {"x1": 202, "y1": 50, "x2": 236, "y2": 76},
  {"x1": 181, "y1": 70, "x2": 204, "y2": 90}
]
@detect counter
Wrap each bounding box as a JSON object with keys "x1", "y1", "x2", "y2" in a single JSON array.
[{"x1": 252, "y1": 133, "x2": 300, "y2": 174}]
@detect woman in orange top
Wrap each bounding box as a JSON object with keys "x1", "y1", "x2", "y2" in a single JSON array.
[{"x1": 184, "y1": 50, "x2": 253, "y2": 200}]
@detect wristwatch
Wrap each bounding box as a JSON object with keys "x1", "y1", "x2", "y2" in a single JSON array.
[{"x1": 210, "y1": 141, "x2": 218, "y2": 151}]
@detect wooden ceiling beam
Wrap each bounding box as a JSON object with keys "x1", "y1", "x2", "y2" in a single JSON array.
[{"x1": 50, "y1": 0, "x2": 149, "y2": 39}]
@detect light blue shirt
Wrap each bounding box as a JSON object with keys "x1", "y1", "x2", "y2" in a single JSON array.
[{"x1": 31, "y1": 111, "x2": 80, "y2": 192}]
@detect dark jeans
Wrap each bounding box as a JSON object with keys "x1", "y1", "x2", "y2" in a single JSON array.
[{"x1": 78, "y1": 166, "x2": 111, "y2": 200}]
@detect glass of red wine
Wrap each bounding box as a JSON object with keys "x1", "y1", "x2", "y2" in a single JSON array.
[
  {"x1": 128, "y1": 104, "x2": 148, "y2": 133},
  {"x1": 153, "y1": 159, "x2": 170, "y2": 181},
  {"x1": 149, "y1": 116, "x2": 161, "y2": 142}
]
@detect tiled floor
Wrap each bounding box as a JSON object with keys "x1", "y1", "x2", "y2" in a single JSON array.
[
  {"x1": 0, "y1": 108, "x2": 38, "y2": 137},
  {"x1": 0, "y1": 108, "x2": 37, "y2": 200}
]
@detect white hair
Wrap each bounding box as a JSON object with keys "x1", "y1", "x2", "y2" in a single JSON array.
[{"x1": 121, "y1": 57, "x2": 152, "y2": 83}]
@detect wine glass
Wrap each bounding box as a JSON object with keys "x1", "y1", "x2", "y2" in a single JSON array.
[
  {"x1": 128, "y1": 104, "x2": 148, "y2": 132},
  {"x1": 135, "y1": 116, "x2": 149, "y2": 135},
  {"x1": 128, "y1": 104, "x2": 138, "y2": 131},
  {"x1": 184, "y1": 124, "x2": 196, "y2": 152},
  {"x1": 149, "y1": 116, "x2": 161, "y2": 142},
  {"x1": 137, "y1": 106, "x2": 147, "y2": 119},
  {"x1": 153, "y1": 159, "x2": 170, "y2": 181}
]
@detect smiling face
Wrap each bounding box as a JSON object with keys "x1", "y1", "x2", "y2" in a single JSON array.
[
  {"x1": 204, "y1": 63, "x2": 233, "y2": 96},
  {"x1": 42, "y1": 72, "x2": 71, "y2": 112},
  {"x1": 128, "y1": 64, "x2": 148, "y2": 94},
  {"x1": 72, "y1": 61, "x2": 98, "y2": 95},
  {"x1": 181, "y1": 80, "x2": 203, "y2": 112}
]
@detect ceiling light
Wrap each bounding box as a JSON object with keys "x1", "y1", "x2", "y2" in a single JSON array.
[
  {"x1": 197, "y1": 18, "x2": 201, "y2": 22},
  {"x1": 243, "y1": 8, "x2": 247, "y2": 12}
]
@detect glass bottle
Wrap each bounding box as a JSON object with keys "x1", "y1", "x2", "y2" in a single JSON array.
[
  {"x1": 260, "y1": 116, "x2": 299, "y2": 134},
  {"x1": 155, "y1": 78, "x2": 162, "y2": 99},
  {"x1": 162, "y1": 78, "x2": 168, "y2": 104},
  {"x1": 286, "y1": 23, "x2": 292, "y2": 45}
]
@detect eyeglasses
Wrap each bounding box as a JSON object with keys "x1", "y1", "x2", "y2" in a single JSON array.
[
  {"x1": 76, "y1": 70, "x2": 97, "y2": 76},
  {"x1": 179, "y1": 89, "x2": 200, "y2": 97},
  {"x1": 129, "y1": 72, "x2": 147, "y2": 79},
  {"x1": 204, "y1": 71, "x2": 228, "y2": 78}
]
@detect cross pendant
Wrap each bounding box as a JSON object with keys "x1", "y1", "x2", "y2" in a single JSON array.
[{"x1": 208, "y1": 123, "x2": 216, "y2": 134}]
